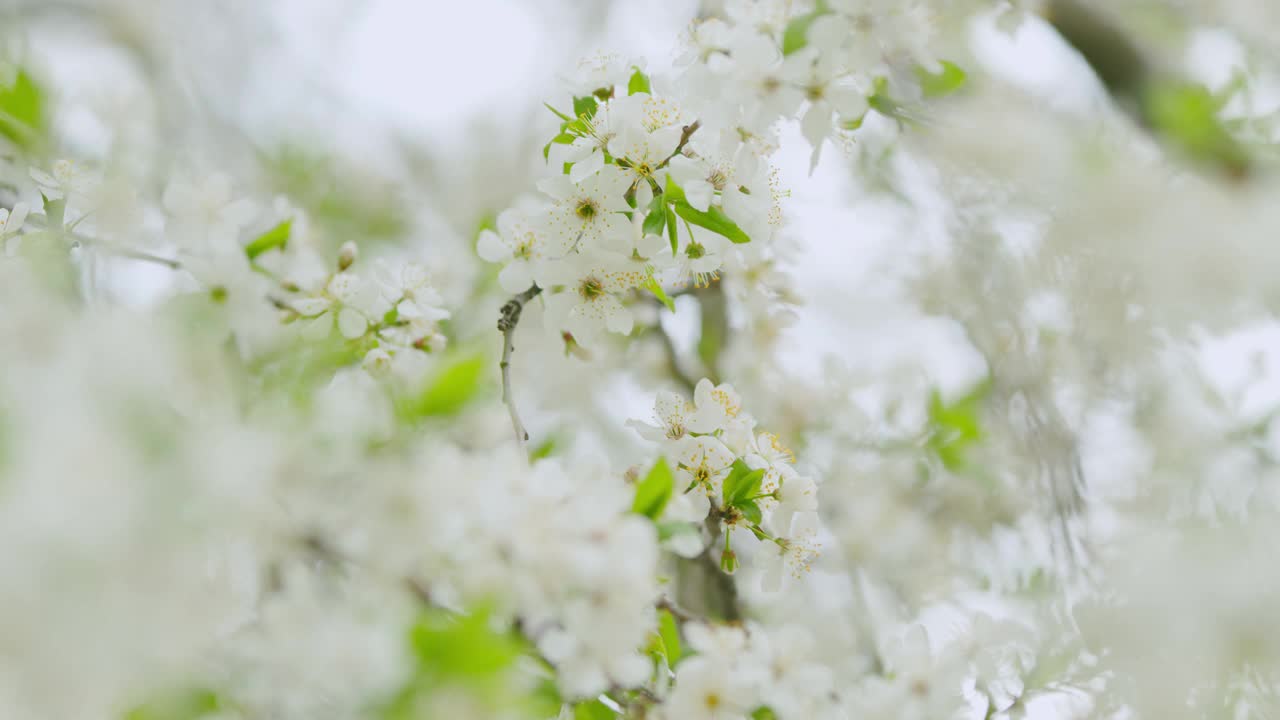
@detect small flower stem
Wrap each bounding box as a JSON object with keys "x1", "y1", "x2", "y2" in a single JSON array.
[
  {"x1": 660, "y1": 120, "x2": 703, "y2": 167},
  {"x1": 103, "y1": 244, "x2": 182, "y2": 269},
  {"x1": 498, "y1": 284, "x2": 543, "y2": 453}
]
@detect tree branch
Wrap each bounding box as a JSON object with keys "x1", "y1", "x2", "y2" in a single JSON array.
[{"x1": 498, "y1": 284, "x2": 543, "y2": 452}]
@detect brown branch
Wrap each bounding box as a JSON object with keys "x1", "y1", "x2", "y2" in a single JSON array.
[{"x1": 498, "y1": 284, "x2": 543, "y2": 452}]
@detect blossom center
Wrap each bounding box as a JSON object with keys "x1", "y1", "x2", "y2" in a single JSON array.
[
  {"x1": 578, "y1": 276, "x2": 606, "y2": 301},
  {"x1": 514, "y1": 233, "x2": 536, "y2": 259},
  {"x1": 575, "y1": 200, "x2": 598, "y2": 220}
]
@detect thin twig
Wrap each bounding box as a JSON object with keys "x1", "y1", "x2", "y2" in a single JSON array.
[
  {"x1": 102, "y1": 244, "x2": 182, "y2": 269},
  {"x1": 498, "y1": 284, "x2": 543, "y2": 452},
  {"x1": 656, "y1": 596, "x2": 700, "y2": 624}
]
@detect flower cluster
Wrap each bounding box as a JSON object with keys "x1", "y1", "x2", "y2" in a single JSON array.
[
  {"x1": 655, "y1": 622, "x2": 841, "y2": 720},
  {"x1": 630, "y1": 378, "x2": 820, "y2": 588}
]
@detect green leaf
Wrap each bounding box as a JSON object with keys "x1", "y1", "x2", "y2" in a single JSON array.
[
  {"x1": 123, "y1": 688, "x2": 222, "y2": 720},
  {"x1": 658, "y1": 608, "x2": 683, "y2": 666},
  {"x1": 628, "y1": 67, "x2": 652, "y2": 96},
  {"x1": 574, "y1": 699, "x2": 617, "y2": 720},
  {"x1": 543, "y1": 132, "x2": 577, "y2": 160},
  {"x1": 663, "y1": 174, "x2": 687, "y2": 204},
  {"x1": 642, "y1": 196, "x2": 666, "y2": 237},
  {"x1": 243, "y1": 219, "x2": 291, "y2": 260},
  {"x1": 0, "y1": 68, "x2": 47, "y2": 152},
  {"x1": 1144, "y1": 81, "x2": 1251, "y2": 177},
  {"x1": 408, "y1": 604, "x2": 523, "y2": 680},
  {"x1": 632, "y1": 457, "x2": 675, "y2": 519},
  {"x1": 645, "y1": 274, "x2": 676, "y2": 313},
  {"x1": 925, "y1": 380, "x2": 989, "y2": 472},
  {"x1": 665, "y1": 175, "x2": 750, "y2": 244},
  {"x1": 531, "y1": 435, "x2": 558, "y2": 460},
  {"x1": 656, "y1": 521, "x2": 697, "y2": 542},
  {"x1": 42, "y1": 192, "x2": 65, "y2": 230},
  {"x1": 530, "y1": 678, "x2": 563, "y2": 719},
  {"x1": 573, "y1": 95, "x2": 599, "y2": 120},
  {"x1": 664, "y1": 204, "x2": 679, "y2": 255},
  {"x1": 782, "y1": 9, "x2": 826, "y2": 56},
  {"x1": 403, "y1": 353, "x2": 485, "y2": 419},
  {"x1": 738, "y1": 500, "x2": 763, "y2": 525},
  {"x1": 722, "y1": 459, "x2": 765, "y2": 507},
  {"x1": 916, "y1": 60, "x2": 967, "y2": 97},
  {"x1": 544, "y1": 102, "x2": 573, "y2": 122},
  {"x1": 673, "y1": 201, "x2": 751, "y2": 244},
  {"x1": 751, "y1": 707, "x2": 779, "y2": 720}
]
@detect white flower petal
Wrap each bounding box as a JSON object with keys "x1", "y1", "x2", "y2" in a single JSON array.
[
  {"x1": 568, "y1": 149, "x2": 605, "y2": 184},
  {"x1": 476, "y1": 229, "x2": 508, "y2": 262},
  {"x1": 337, "y1": 307, "x2": 368, "y2": 339},
  {"x1": 290, "y1": 297, "x2": 332, "y2": 317},
  {"x1": 497, "y1": 261, "x2": 534, "y2": 294}
]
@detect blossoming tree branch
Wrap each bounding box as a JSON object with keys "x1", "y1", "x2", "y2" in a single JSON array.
[{"x1": 2, "y1": 0, "x2": 1279, "y2": 719}]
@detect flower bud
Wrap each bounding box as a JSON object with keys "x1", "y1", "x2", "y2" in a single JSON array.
[
  {"x1": 719, "y1": 549, "x2": 738, "y2": 574},
  {"x1": 362, "y1": 348, "x2": 392, "y2": 375},
  {"x1": 337, "y1": 241, "x2": 358, "y2": 271}
]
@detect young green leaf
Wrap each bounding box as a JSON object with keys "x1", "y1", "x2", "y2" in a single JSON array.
[
  {"x1": 244, "y1": 219, "x2": 291, "y2": 259},
  {"x1": 658, "y1": 607, "x2": 683, "y2": 666},
  {"x1": 656, "y1": 521, "x2": 697, "y2": 542},
  {"x1": 782, "y1": 9, "x2": 826, "y2": 56},
  {"x1": 664, "y1": 204, "x2": 679, "y2": 255},
  {"x1": 632, "y1": 457, "x2": 675, "y2": 519},
  {"x1": 408, "y1": 604, "x2": 523, "y2": 680},
  {"x1": 925, "y1": 380, "x2": 989, "y2": 472},
  {"x1": 628, "y1": 67, "x2": 652, "y2": 96},
  {"x1": 738, "y1": 500, "x2": 763, "y2": 525},
  {"x1": 722, "y1": 459, "x2": 765, "y2": 507},
  {"x1": 916, "y1": 60, "x2": 967, "y2": 98},
  {"x1": 1144, "y1": 81, "x2": 1251, "y2": 178},
  {"x1": 543, "y1": 132, "x2": 577, "y2": 160},
  {"x1": 0, "y1": 68, "x2": 47, "y2": 152},
  {"x1": 543, "y1": 102, "x2": 573, "y2": 122},
  {"x1": 642, "y1": 196, "x2": 666, "y2": 237},
  {"x1": 403, "y1": 353, "x2": 486, "y2": 419},
  {"x1": 573, "y1": 95, "x2": 599, "y2": 120},
  {"x1": 573, "y1": 699, "x2": 617, "y2": 720},
  {"x1": 645, "y1": 275, "x2": 676, "y2": 313},
  {"x1": 123, "y1": 688, "x2": 222, "y2": 720},
  {"x1": 672, "y1": 202, "x2": 751, "y2": 245}
]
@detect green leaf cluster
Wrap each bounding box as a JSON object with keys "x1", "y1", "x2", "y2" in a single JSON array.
[
  {"x1": 925, "y1": 381, "x2": 989, "y2": 472},
  {"x1": 722, "y1": 459, "x2": 766, "y2": 526}
]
